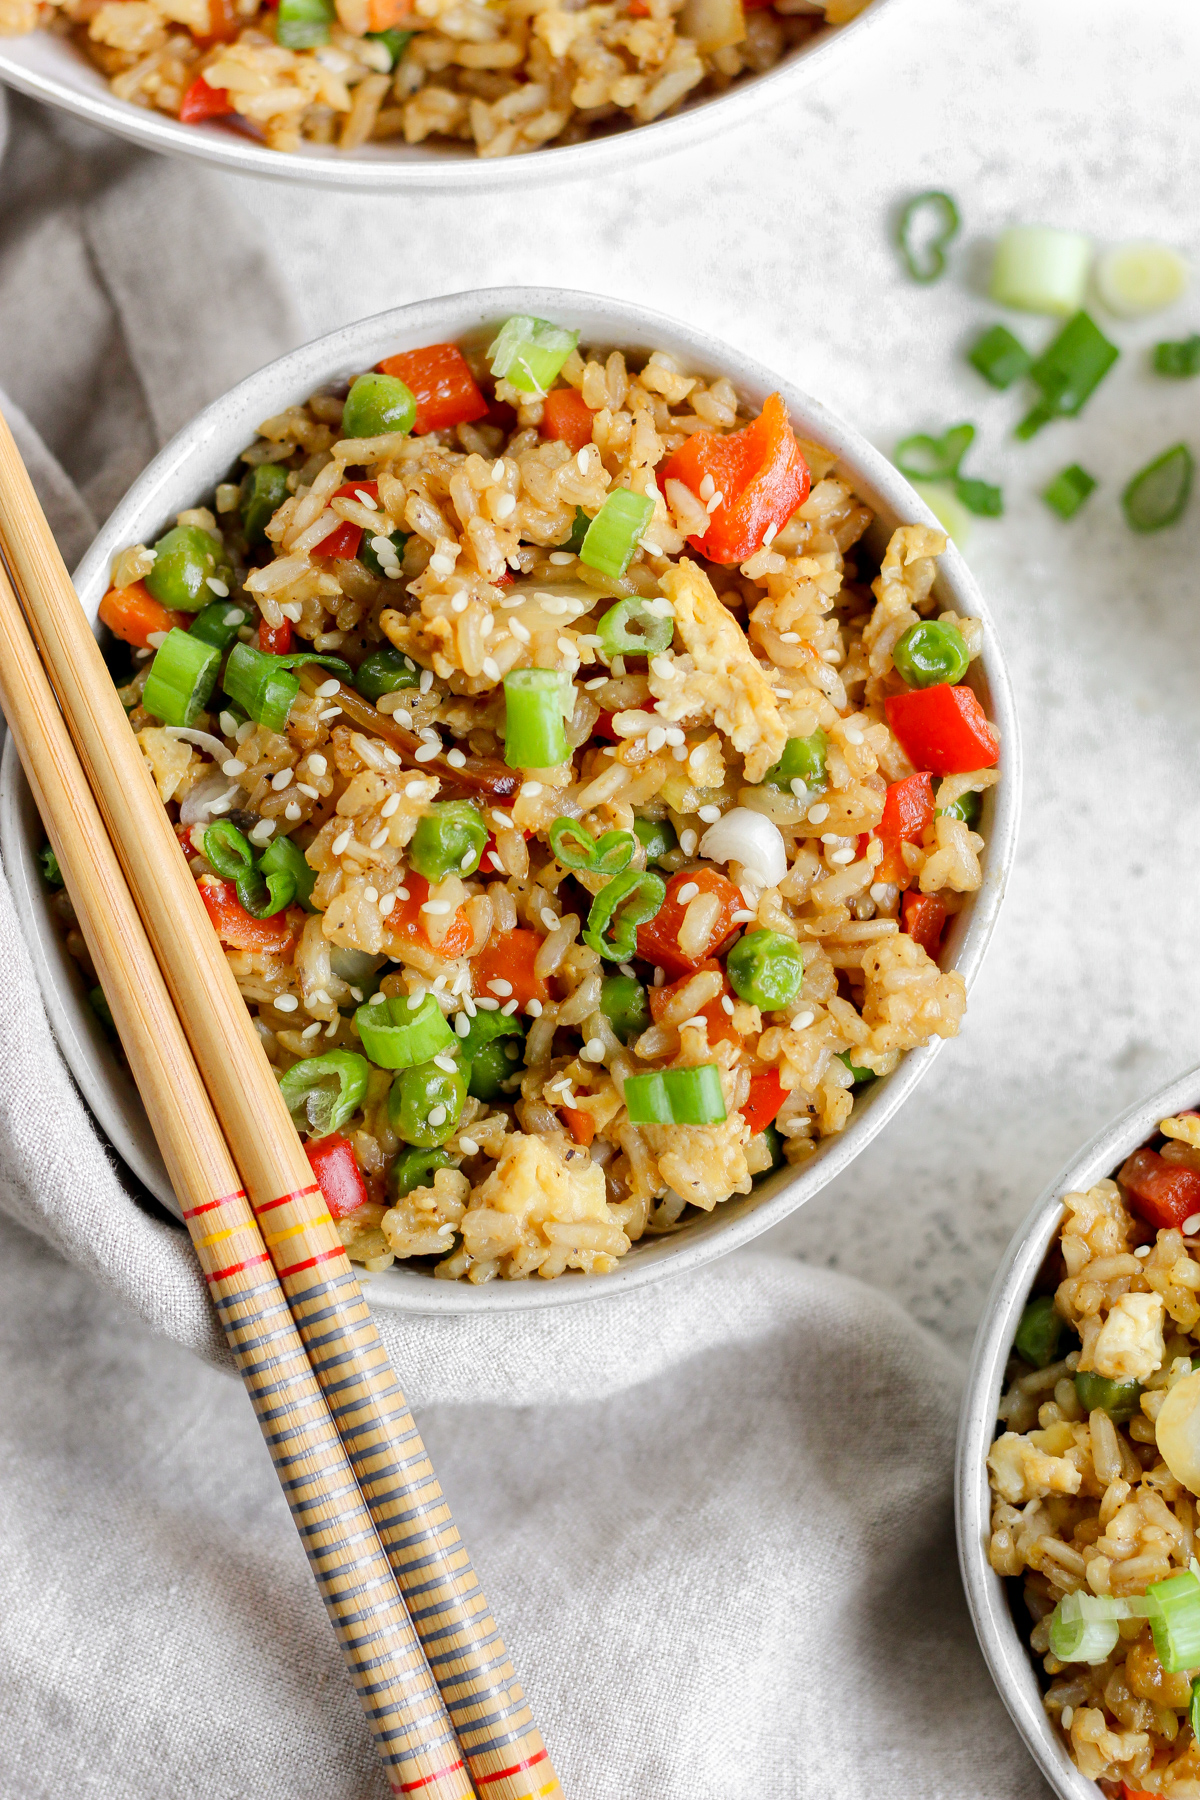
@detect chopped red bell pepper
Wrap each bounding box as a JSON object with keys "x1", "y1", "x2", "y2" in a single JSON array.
[
  {"x1": 636, "y1": 869, "x2": 742, "y2": 978},
  {"x1": 312, "y1": 480, "x2": 382, "y2": 562},
  {"x1": 560, "y1": 1106, "x2": 596, "y2": 1146},
  {"x1": 541, "y1": 387, "x2": 595, "y2": 454},
  {"x1": 472, "y1": 928, "x2": 549, "y2": 1007},
  {"x1": 884, "y1": 684, "x2": 1000, "y2": 777},
  {"x1": 197, "y1": 876, "x2": 301, "y2": 955},
  {"x1": 741, "y1": 1068, "x2": 787, "y2": 1135},
  {"x1": 376, "y1": 344, "x2": 488, "y2": 435},
  {"x1": 384, "y1": 871, "x2": 473, "y2": 961},
  {"x1": 659, "y1": 392, "x2": 810, "y2": 565},
  {"x1": 648, "y1": 958, "x2": 738, "y2": 1046},
  {"x1": 872, "y1": 772, "x2": 934, "y2": 885},
  {"x1": 305, "y1": 1133, "x2": 370, "y2": 1220},
  {"x1": 1118, "y1": 1148, "x2": 1200, "y2": 1232},
  {"x1": 179, "y1": 73, "x2": 235, "y2": 124},
  {"x1": 593, "y1": 711, "x2": 621, "y2": 743},
  {"x1": 901, "y1": 892, "x2": 946, "y2": 958},
  {"x1": 258, "y1": 617, "x2": 293, "y2": 655}
]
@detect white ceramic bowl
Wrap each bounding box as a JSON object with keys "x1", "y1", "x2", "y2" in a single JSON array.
[
  {"x1": 0, "y1": 284, "x2": 1020, "y2": 1311},
  {"x1": 955, "y1": 1066, "x2": 1200, "y2": 1800},
  {"x1": 0, "y1": 0, "x2": 894, "y2": 191}
]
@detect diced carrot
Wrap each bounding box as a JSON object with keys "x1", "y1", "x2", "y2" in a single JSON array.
[
  {"x1": 741, "y1": 1068, "x2": 786, "y2": 1134},
  {"x1": 258, "y1": 617, "x2": 293, "y2": 655},
  {"x1": 367, "y1": 0, "x2": 410, "y2": 27},
  {"x1": 901, "y1": 892, "x2": 946, "y2": 959},
  {"x1": 98, "y1": 582, "x2": 190, "y2": 650},
  {"x1": 561, "y1": 1106, "x2": 596, "y2": 1146},
  {"x1": 541, "y1": 388, "x2": 595, "y2": 454},
  {"x1": 472, "y1": 927, "x2": 549, "y2": 1007},
  {"x1": 376, "y1": 344, "x2": 488, "y2": 435},
  {"x1": 385, "y1": 871, "x2": 473, "y2": 961},
  {"x1": 636, "y1": 870, "x2": 742, "y2": 978},
  {"x1": 178, "y1": 73, "x2": 235, "y2": 122},
  {"x1": 648, "y1": 958, "x2": 738, "y2": 1045},
  {"x1": 197, "y1": 876, "x2": 302, "y2": 955}
]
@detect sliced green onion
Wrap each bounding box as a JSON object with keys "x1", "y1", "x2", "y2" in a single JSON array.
[
  {"x1": 896, "y1": 190, "x2": 960, "y2": 284},
  {"x1": 759, "y1": 1122, "x2": 785, "y2": 1175},
  {"x1": 837, "y1": 1049, "x2": 875, "y2": 1088},
  {"x1": 487, "y1": 315, "x2": 579, "y2": 396},
  {"x1": 275, "y1": 0, "x2": 333, "y2": 48},
  {"x1": 456, "y1": 1006, "x2": 524, "y2": 1065},
  {"x1": 583, "y1": 868, "x2": 665, "y2": 962},
  {"x1": 1190, "y1": 1674, "x2": 1200, "y2": 1743},
  {"x1": 623, "y1": 1064, "x2": 727, "y2": 1126},
  {"x1": 633, "y1": 817, "x2": 677, "y2": 864},
  {"x1": 408, "y1": 801, "x2": 487, "y2": 882},
  {"x1": 1122, "y1": 443, "x2": 1194, "y2": 532},
  {"x1": 356, "y1": 992, "x2": 454, "y2": 1070},
  {"x1": 1047, "y1": 1591, "x2": 1124, "y2": 1665},
  {"x1": 563, "y1": 507, "x2": 591, "y2": 553},
  {"x1": 894, "y1": 423, "x2": 975, "y2": 483},
  {"x1": 1154, "y1": 335, "x2": 1200, "y2": 379},
  {"x1": 1043, "y1": 464, "x2": 1098, "y2": 521},
  {"x1": 354, "y1": 645, "x2": 419, "y2": 701},
  {"x1": 967, "y1": 324, "x2": 1032, "y2": 390},
  {"x1": 581, "y1": 490, "x2": 656, "y2": 581},
  {"x1": 359, "y1": 529, "x2": 409, "y2": 581},
  {"x1": 222, "y1": 641, "x2": 301, "y2": 731},
  {"x1": 937, "y1": 787, "x2": 981, "y2": 828},
  {"x1": 600, "y1": 974, "x2": 650, "y2": 1045},
  {"x1": 278, "y1": 1049, "x2": 369, "y2": 1138},
  {"x1": 726, "y1": 929, "x2": 805, "y2": 1012},
  {"x1": 341, "y1": 372, "x2": 416, "y2": 441},
  {"x1": 503, "y1": 669, "x2": 571, "y2": 769},
  {"x1": 1074, "y1": 1370, "x2": 1141, "y2": 1423},
  {"x1": 235, "y1": 867, "x2": 296, "y2": 918},
  {"x1": 1016, "y1": 311, "x2": 1119, "y2": 439},
  {"x1": 547, "y1": 817, "x2": 635, "y2": 877},
  {"x1": 1095, "y1": 241, "x2": 1189, "y2": 319},
  {"x1": 263, "y1": 650, "x2": 353, "y2": 681},
  {"x1": 1147, "y1": 1571, "x2": 1200, "y2": 1674},
  {"x1": 388, "y1": 1059, "x2": 466, "y2": 1148},
  {"x1": 260, "y1": 834, "x2": 317, "y2": 910},
  {"x1": 911, "y1": 481, "x2": 972, "y2": 548},
  {"x1": 893, "y1": 619, "x2": 969, "y2": 689},
  {"x1": 596, "y1": 592, "x2": 672, "y2": 655},
  {"x1": 142, "y1": 628, "x2": 220, "y2": 727},
  {"x1": 38, "y1": 843, "x2": 63, "y2": 888},
  {"x1": 203, "y1": 820, "x2": 255, "y2": 880},
  {"x1": 365, "y1": 24, "x2": 411, "y2": 65},
  {"x1": 239, "y1": 464, "x2": 289, "y2": 544},
  {"x1": 989, "y1": 225, "x2": 1093, "y2": 317},
  {"x1": 388, "y1": 1145, "x2": 456, "y2": 1202},
  {"x1": 189, "y1": 600, "x2": 249, "y2": 653},
  {"x1": 1013, "y1": 1294, "x2": 1063, "y2": 1369},
  {"x1": 954, "y1": 477, "x2": 1004, "y2": 518},
  {"x1": 766, "y1": 729, "x2": 828, "y2": 794}
]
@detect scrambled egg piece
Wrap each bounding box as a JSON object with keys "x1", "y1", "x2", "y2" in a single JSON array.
[
  {"x1": 987, "y1": 1430, "x2": 1082, "y2": 1504},
  {"x1": 1093, "y1": 1291, "x2": 1165, "y2": 1383},
  {"x1": 137, "y1": 727, "x2": 194, "y2": 802},
  {"x1": 653, "y1": 560, "x2": 786, "y2": 783}
]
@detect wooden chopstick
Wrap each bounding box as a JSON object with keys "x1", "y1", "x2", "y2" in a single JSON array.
[
  {"x1": 0, "y1": 408, "x2": 562, "y2": 1800},
  {"x1": 0, "y1": 547, "x2": 475, "y2": 1800}
]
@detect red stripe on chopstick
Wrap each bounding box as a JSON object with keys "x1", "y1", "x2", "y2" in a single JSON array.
[
  {"x1": 205, "y1": 1252, "x2": 272, "y2": 1283},
  {"x1": 254, "y1": 1184, "x2": 323, "y2": 1217},
  {"x1": 275, "y1": 1246, "x2": 345, "y2": 1279},
  {"x1": 477, "y1": 1751, "x2": 549, "y2": 1786},
  {"x1": 183, "y1": 1189, "x2": 246, "y2": 1218},
  {"x1": 397, "y1": 1759, "x2": 466, "y2": 1793}
]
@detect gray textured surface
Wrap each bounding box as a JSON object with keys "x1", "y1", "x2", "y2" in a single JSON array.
[{"x1": 227, "y1": 0, "x2": 1200, "y2": 1357}]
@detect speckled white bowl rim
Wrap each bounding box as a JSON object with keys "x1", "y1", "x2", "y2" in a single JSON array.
[
  {"x1": 955, "y1": 1065, "x2": 1200, "y2": 1800},
  {"x1": 0, "y1": 283, "x2": 1020, "y2": 1313},
  {"x1": 0, "y1": 0, "x2": 898, "y2": 193}
]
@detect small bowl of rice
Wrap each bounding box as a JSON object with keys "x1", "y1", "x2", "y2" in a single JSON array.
[
  {"x1": 958, "y1": 1068, "x2": 1200, "y2": 1800},
  {"x1": 0, "y1": 0, "x2": 889, "y2": 187},
  {"x1": 0, "y1": 285, "x2": 1018, "y2": 1312}
]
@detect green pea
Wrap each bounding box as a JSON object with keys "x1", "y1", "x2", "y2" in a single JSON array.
[
  {"x1": 387, "y1": 1144, "x2": 456, "y2": 1202},
  {"x1": 144, "y1": 525, "x2": 228, "y2": 613},
  {"x1": 633, "y1": 817, "x2": 677, "y2": 865},
  {"x1": 239, "y1": 464, "x2": 289, "y2": 545},
  {"x1": 359, "y1": 530, "x2": 410, "y2": 581},
  {"x1": 600, "y1": 975, "x2": 650, "y2": 1045},
  {"x1": 837, "y1": 1049, "x2": 876, "y2": 1087},
  {"x1": 342, "y1": 373, "x2": 417, "y2": 441},
  {"x1": 467, "y1": 1037, "x2": 524, "y2": 1102},
  {"x1": 726, "y1": 930, "x2": 805, "y2": 1012},
  {"x1": 355, "y1": 644, "x2": 420, "y2": 703},
  {"x1": 892, "y1": 619, "x2": 970, "y2": 689},
  {"x1": 408, "y1": 801, "x2": 488, "y2": 883},
  {"x1": 937, "y1": 786, "x2": 982, "y2": 828},
  {"x1": 766, "y1": 729, "x2": 828, "y2": 793},
  {"x1": 388, "y1": 1059, "x2": 467, "y2": 1148},
  {"x1": 1013, "y1": 1294, "x2": 1063, "y2": 1369},
  {"x1": 1074, "y1": 1370, "x2": 1141, "y2": 1424}
]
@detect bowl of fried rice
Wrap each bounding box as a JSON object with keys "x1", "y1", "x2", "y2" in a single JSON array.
[
  {"x1": 0, "y1": 0, "x2": 888, "y2": 185},
  {"x1": 0, "y1": 286, "x2": 1018, "y2": 1310},
  {"x1": 958, "y1": 1068, "x2": 1200, "y2": 1799}
]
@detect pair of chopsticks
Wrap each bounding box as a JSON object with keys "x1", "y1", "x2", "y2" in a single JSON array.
[{"x1": 0, "y1": 409, "x2": 563, "y2": 1800}]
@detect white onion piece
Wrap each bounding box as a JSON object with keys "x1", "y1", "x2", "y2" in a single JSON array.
[
  {"x1": 698, "y1": 807, "x2": 787, "y2": 888},
  {"x1": 178, "y1": 772, "x2": 239, "y2": 826},
  {"x1": 1153, "y1": 1370, "x2": 1200, "y2": 1494},
  {"x1": 162, "y1": 725, "x2": 228, "y2": 762}
]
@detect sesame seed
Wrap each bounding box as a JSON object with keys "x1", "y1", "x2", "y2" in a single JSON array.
[
  {"x1": 869, "y1": 882, "x2": 891, "y2": 902},
  {"x1": 1186, "y1": 1214, "x2": 1200, "y2": 1235},
  {"x1": 642, "y1": 541, "x2": 662, "y2": 558},
  {"x1": 705, "y1": 490, "x2": 725, "y2": 514},
  {"x1": 428, "y1": 1105, "x2": 447, "y2": 1127},
  {"x1": 429, "y1": 554, "x2": 455, "y2": 576},
  {"x1": 206, "y1": 577, "x2": 230, "y2": 597},
  {"x1": 1134, "y1": 1244, "x2": 1152, "y2": 1258},
  {"x1": 493, "y1": 493, "x2": 517, "y2": 520},
  {"x1": 672, "y1": 745, "x2": 689, "y2": 761},
  {"x1": 502, "y1": 998, "x2": 519, "y2": 1015},
  {"x1": 680, "y1": 829, "x2": 698, "y2": 855},
  {"x1": 697, "y1": 804, "x2": 721, "y2": 824},
  {"x1": 414, "y1": 743, "x2": 440, "y2": 762},
  {"x1": 829, "y1": 847, "x2": 855, "y2": 865},
  {"x1": 349, "y1": 988, "x2": 363, "y2": 1003},
  {"x1": 419, "y1": 669, "x2": 433, "y2": 694},
  {"x1": 301, "y1": 1021, "x2": 322, "y2": 1038},
  {"x1": 491, "y1": 459, "x2": 506, "y2": 481},
  {"x1": 146, "y1": 630, "x2": 168, "y2": 649},
  {"x1": 681, "y1": 1015, "x2": 707, "y2": 1031},
  {"x1": 382, "y1": 747, "x2": 401, "y2": 767},
  {"x1": 463, "y1": 996, "x2": 476, "y2": 1017},
  {"x1": 207, "y1": 798, "x2": 231, "y2": 816},
  {"x1": 540, "y1": 908, "x2": 559, "y2": 931},
  {"x1": 582, "y1": 1038, "x2": 606, "y2": 1061},
  {"x1": 370, "y1": 828, "x2": 389, "y2": 849},
  {"x1": 699, "y1": 473, "x2": 715, "y2": 502},
  {"x1": 1061, "y1": 1707, "x2": 1074, "y2": 1732},
  {"x1": 316, "y1": 678, "x2": 340, "y2": 699},
  {"x1": 458, "y1": 1135, "x2": 479, "y2": 1155},
  {"x1": 526, "y1": 998, "x2": 543, "y2": 1017},
  {"x1": 455, "y1": 1012, "x2": 471, "y2": 1037},
  {"x1": 422, "y1": 899, "x2": 452, "y2": 915},
  {"x1": 509, "y1": 619, "x2": 531, "y2": 644},
  {"x1": 297, "y1": 783, "x2": 319, "y2": 799},
  {"x1": 480, "y1": 615, "x2": 494, "y2": 641},
  {"x1": 285, "y1": 803, "x2": 301, "y2": 821},
  {"x1": 381, "y1": 794, "x2": 400, "y2": 818},
  {"x1": 460, "y1": 849, "x2": 474, "y2": 870},
  {"x1": 488, "y1": 979, "x2": 513, "y2": 997},
  {"x1": 557, "y1": 637, "x2": 577, "y2": 661},
  {"x1": 523, "y1": 782, "x2": 543, "y2": 798},
  {"x1": 222, "y1": 758, "x2": 246, "y2": 777},
  {"x1": 219, "y1": 711, "x2": 239, "y2": 736},
  {"x1": 677, "y1": 881, "x2": 699, "y2": 903},
  {"x1": 135, "y1": 647, "x2": 153, "y2": 660},
  {"x1": 647, "y1": 726, "x2": 667, "y2": 752},
  {"x1": 549, "y1": 551, "x2": 574, "y2": 565},
  {"x1": 355, "y1": 488, "x2": 378, "y2": 509},
  {"x1": 501, "y1": 595, "x2": 524, "y2": 609},
  {"x1": 396, "y1": 886, "x2": 410, "y2": 900},
  {"x1": 308, "y1": 754, "x2": 327, "y2": 776},
  {"x1": 446, "y1": 749, "x2": 466, "y2": 771},
  {"x1": 433, "y1": 1053, "x2": 457, "y2": 1074},
  {"x1": 312, "y1": 989, "x2": 331, "y2": 1006},
  {"x1": 476, "y1": 996, "x2": 500, "y2": 1011},
  {"x1": 379, "y1": 893, "x2": 396, "y2": 915},
  {"x1": 331, "y1": 829, "x2": 351, "y2": 855},
  {"x1": 270, "y1": 768, "x2": 293, "y2": 791},
  {"x1": 318, "y1": 707, "x2": 342, "y2": 721},
  {"x1": 404, "y1": 780, "x2": 426, "y2": 798},
  {"x1": 363, "y1": 885, "x2": 378, "y2": 903},
  {"x1": 487, "y1": 852, "x2": 504, "y2": 872},
  {"x1": 275, "y1": 994, "x2": 299, "y2": 1013},
  {"x1": 721, "y1": 995, "x2": 734, "y2": 1015},
  {"x1": 844, "y1": 727, "x2": 864, "y2": 745},
  {"x1": 730, "y1": 910, "x2": 756, "y2": 924},
  {"x1": 584, "y1": 675, "x2": 606, "y2": 689},
  {"x1": 406, "y1": 993, "x2": 425, "y2": 1010},
  {"x1": 250, "y1": 820, "x2": 276, "y2": 843},
  {"x1": 763, "y1": 521, "x2": 778, "y2": 546},
  {"x1": 451, "y1": 593, "x2": 468, "y2": 614},
  {"x1": 576, "y1": 449, "x2": 589, "y2": 474},
  {"x1": 791, "y1": 1010, "x2": 814, "y2": 1031},
  {"x1": 780, "y1": 631, "x2": 800, "y2": 644},
  {"x1": 281, "y1": 602, "x2": 303, "y2": 623},
  {"x1": 808, "y1": 803, "x2": 829, "y2": 824},
  {"x1": 394, "y1": 712, "x2": 414, "y2": 731}
]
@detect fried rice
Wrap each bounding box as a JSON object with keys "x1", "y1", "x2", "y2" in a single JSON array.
[{"x1": 50, "y1": 316, "x2": 1000, "y2": 1284}]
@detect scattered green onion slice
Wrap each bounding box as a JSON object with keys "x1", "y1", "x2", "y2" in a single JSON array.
[
  {"x1": 967, "y1": 324, "x2": 1032, "y2": 390},
  {"x1": 1048, "y1": 1592, "x2": 1126, "y2": 1665},
  {"x1": 989, "y1": 225, "x2": 1093, "y2": 317},
  {"x1": 502, "y1": 669, "x2": 571, "y2": 769},
  {"x1": 1074, "y1": 1370, "x2": 1141, "y2": 1423},
  {"x1": 583, "y1": 868, "x2": 665, "y2": 962},
  {"x1": 837, "y1": 1049, "x2": 875, "y2": 1088},
  {"x1": 766, "y1": 729, "x2": 828, "y2": 794},
  {"x1": 893, "y1": 619, "x2": 969, "y2": 689},
  {"x1": 356, "y1": 992, "x2": 455, "y2": 1071},
  {"x1": 388, "y1": 1145, "x2": 456, "y2": 1202},
  {"x1": 1013, "y1": 1294, "x2": 1063, "y2": 1369},
  {"x1": 581, "y1": 490, "x2": 656, "y2": 581},
  {"x1": 623, "y1": 1064, "x2": 727, "y2": 1126},
  {"x1": 1043, "y1": 464, "x2": 1097, "y2": 521},
  {"x1": 894, "y1": 423, "x2": 975, "y2": 483},
  {"x1": 487, "y1": 315, "x2": 580, "y2": 396},
  {"x1": 275, "y1": 0, "x2": 334, "y2": 48},
  {"x1": 596, "y1": 592, "x2": 672, "y2": 655},
  {"x1": 937, "y1": 786, "x2": 981, "y2": 829},
  {"x1": 142, "y1": 628, "x2": 220, "y2": 727},
  {"x1": 1190, "y1": 1675, "x2": 1200, "y2": 1743},
  {"x1": 548, "y1": 817, "x2": 635, "y2": 877},
  {"x1": 726, "y1": 930, "x2": 805, "y2": 1012},
  {"x1": 355, "y1": 644, "x2": 419, "y2": 702},
  {"x1": 953, "y1": 477, "x2": 1004, "y2": 518},
  {"x1": 341, "y1": 372, "x2": 416, "y2": 440},
  {"x1": 240, "y1": 464, "x2": 289, "y2": 544},
  {"x1": 1154, "y1": 335, "x2": 1200, "y2": 379},
  {"x1": 235, "y1": 867, "x2": 296, "y2": 919},
  {"x1": 261, "y1": 650, "x2": 353, "y2": 681},
  {"x1": 633, "y1": 817, "x2": 677, "y2": 864},
  {"x1": 408, "y1": 801, "x2": 487, "y2": 882},
  {"x1": 260, "y1": 835, "x2": 317, "y2": 911},
  {"x1": 38, "y1": 843, "x2": 63, "y2": 888},
  {"x1": 188, "y1": 600, "x2": 249, "y2": 653},
  {"x1": 1148, "y1": 1571, "x2": 1200, "y2": 1674},
  {"x1": 222, "y1": 641, "x2": 301, "y2": 731},
  {"x1": 203, "y1": 820, "x2": 256, "y2": 880},
  {"x1": 896, "y1": 190, "x2": 960, "y2": 284},
  {"x1": 278, "y1": 1049, "x2": 370, "y2": 1138},
  {"x1": 456, "y1": 1006, "x2": 524, "y2": 1065},
  {"x1": 1122, "y1": 443, "x2": 1195, "y2": 532},
  {"x1": 1016, "y1": 311, "x2": 1119, "y2": 439},
  {"x1": 365, "y1": 25, "x2": 411, "y2": 66},
  {"x1": 1095, "y1": 240, "x2": 1190, "y2": 319},
  {"x1": 563, "y1": 507, "x2": 591, "y2": 553}
]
